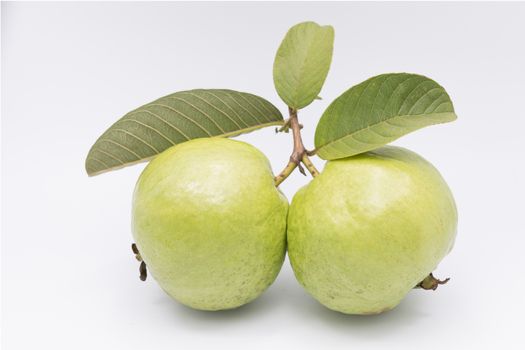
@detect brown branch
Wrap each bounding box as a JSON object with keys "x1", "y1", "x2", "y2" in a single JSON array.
[{"x1": 274, "y1": 108, "x2": 320, "y2": 186}]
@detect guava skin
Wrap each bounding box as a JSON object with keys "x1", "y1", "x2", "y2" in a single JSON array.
[
  {"x1": 132, "y1": 138, "x2": 288, "y2": 311},
  {"x1": 287, "y1": 146, "x2": 457, "y2": 315}
]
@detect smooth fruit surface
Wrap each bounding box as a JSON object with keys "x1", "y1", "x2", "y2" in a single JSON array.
[
  {"x1": 132, "y1": 138, "x2": 288, "y2": 310},
  {"x1": 287, "y1": 146, "x2": 457, "y2": 314}
]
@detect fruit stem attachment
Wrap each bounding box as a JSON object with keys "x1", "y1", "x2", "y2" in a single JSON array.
[
  {"x1": 274, "y1": 108, "x2": 319, "y2": 186},
  {"x1": 416, "y1": 273, "x2": 450, "y2": 290}
]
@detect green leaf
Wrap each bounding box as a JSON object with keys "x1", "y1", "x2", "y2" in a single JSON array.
[
  {"x1": 85, "y1": 89, "x2": 283, "y2": 176},
  {"x1": 315, "y1": 73, "x2": 457, "y2": 160},
  {"x1": 273, "y1": 21, "x2": 334, "y2": 110}
]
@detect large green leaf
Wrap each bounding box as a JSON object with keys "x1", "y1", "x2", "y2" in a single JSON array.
[
  {"x1": 273, "y1": 21, "x2": 334, "y2": 110},
  {"x1": 85, "y1": 89, "x2": 283, "y2": 176},
  {"x1": 314, "y1": 73, "x2": 457, "y2": 160}
]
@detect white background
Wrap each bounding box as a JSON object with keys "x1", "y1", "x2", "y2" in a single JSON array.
[{"x1": 2, "y1": 2, "x2": 525, "y2": 349}]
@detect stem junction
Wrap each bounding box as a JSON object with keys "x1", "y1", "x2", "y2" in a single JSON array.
[{"x1": 274, "y1": 108, "x2": 319, "y2": 186}]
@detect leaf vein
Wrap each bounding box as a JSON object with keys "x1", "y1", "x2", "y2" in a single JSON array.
[
  {"x1": 182, "y1": 91, "x2": 243, "y2": 129},
  {"x1": 165, "y1": 96, "x2": 227, "y2": 133},
  {"x1": 407, "y1": 87, "x2": 443, "y2": 114},
  {"x1": 112, "y1": 128, "x2": 160, "y2": 153},
  {"x1": 118, "y1": 119, "x2": 175, "y2": 146},
  {"x1": 222, "y1": 91, "x2": 264, "y2": 124},
  {"x1": 94, "y1": 148, "x2": 126, "y2": 165},
  {"x1": 147, "y1": 103, "x2": 213, "y2": 137},
  {"x1": 98, "y1": 139, "x2": 142, "y2": 160},
  {"x1": 231, "y1": 91, "x2": 271, "y2": 122}
]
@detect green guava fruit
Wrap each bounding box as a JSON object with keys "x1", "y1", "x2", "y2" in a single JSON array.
[
  {"x1": 287, "y1": 146, "x2": 457, "y2": 315},
  {"x1": 132, "y1": 138, "x2": 288, "y2": 311}
]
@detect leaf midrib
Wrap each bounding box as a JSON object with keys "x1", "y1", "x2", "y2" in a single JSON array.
[
  {"x1": 293, "y1": 27, "x2": 325, "y2": 105},
  {"x1": 315, "y1": 111, "x2": 457, "y2": 153}
]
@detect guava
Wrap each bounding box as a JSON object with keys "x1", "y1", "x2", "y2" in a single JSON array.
[
  {"x1": 287, "y1": 146, "x2": 457, "y2": 315},
  {"x1": 132, "y1": 138, "x2": 288, "y2": 311}
]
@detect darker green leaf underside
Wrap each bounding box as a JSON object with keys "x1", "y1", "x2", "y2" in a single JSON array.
[{"x1": 85, "y1": 89, "x2": 283, "y2": 176}]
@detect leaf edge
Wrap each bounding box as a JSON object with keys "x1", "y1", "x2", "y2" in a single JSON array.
[
  {"x1": 85, "y1": 120, "x2": 284, "y2": 177},
  {"x1": 315, "y1": 111, "x2": 457, "y2": 160}
]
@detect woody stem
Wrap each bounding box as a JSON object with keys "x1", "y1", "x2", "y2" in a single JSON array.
[{"x1": 274, "y1": 108, "x2": 319, "y2": 186}]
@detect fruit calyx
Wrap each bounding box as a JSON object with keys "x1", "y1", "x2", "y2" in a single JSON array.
[
  {"x1": 131, "y1": 243, "x2": 147, "y2": 281},
  {"x1": 274, "y1": 108, "x2": 319, "y2": 186},
  {"x1": 416, "y1": 273, "x2": 450, "y2": 291}
]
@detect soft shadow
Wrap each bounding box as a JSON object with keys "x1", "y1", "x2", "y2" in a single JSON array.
[
  {"x1": 151, "y1": 263, "x2": 432, "y2": 336},
  {"x1": 285, "y1": 285, "x2": 433, "y2": 338},
  {"x1": 151, "y1": 280, "x2": 287, "y2": 330},
  {"x1": 272, "y1": 266, "x2": 433, "y2": 337}
]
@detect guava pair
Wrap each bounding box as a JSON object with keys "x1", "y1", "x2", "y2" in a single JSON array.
[
  {"x1": 131, "y1": 137, "x2": 457, "y2": 314},
  {"x1": 86, "y1": 20, "x2": 459, "y2": 315}
]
